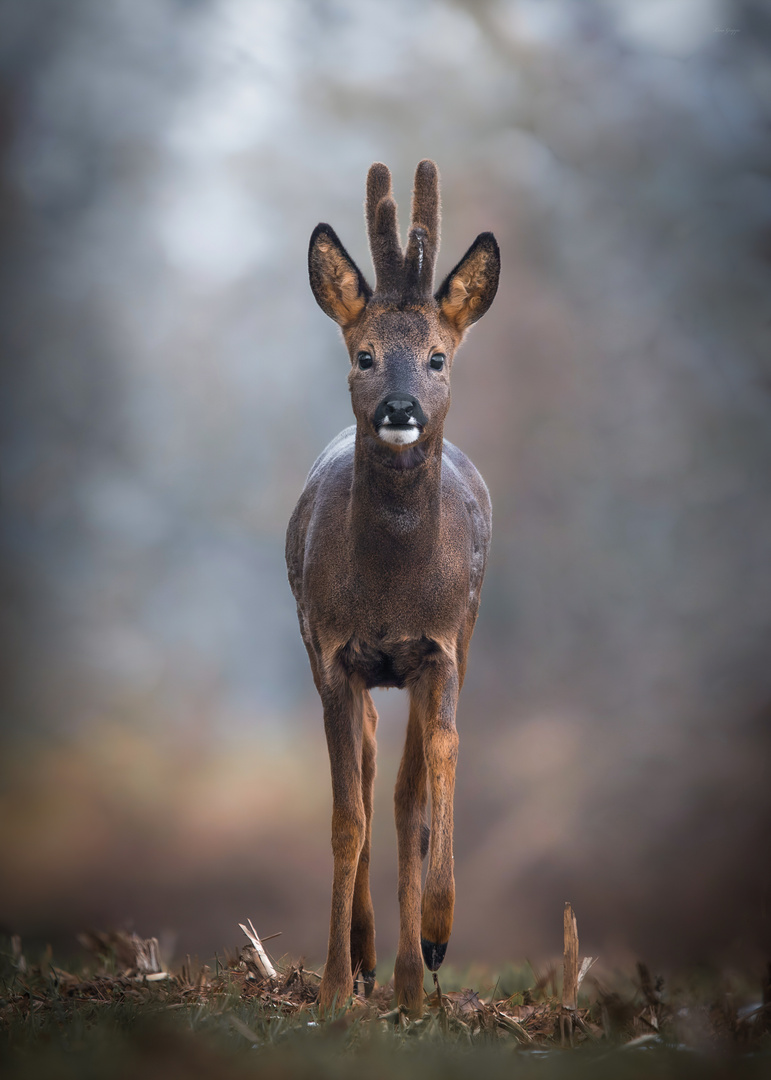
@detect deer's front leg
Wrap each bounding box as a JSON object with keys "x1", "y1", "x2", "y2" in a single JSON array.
[
  {"x1": 418, "y1": 658, "x2": 459, "y2": 973},
  {"x1": 350, "y1": 692, "x2": 377, "y2": 996},
  {"x1": 319, "y1": 678, "x2": 365, "y2": 1013},
  {"x1": 393, "y1": 699, "x2": 428, "y2": 1015}
]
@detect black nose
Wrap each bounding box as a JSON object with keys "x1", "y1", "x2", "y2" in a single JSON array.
[
  {"x1": 374, "y1": 393, "x2": 426, "y2": 428},
  {"x1": 371, "y1": 393, "x2": 425, "y2": 425},
  {"x1": 385, "y1": 397, "x2": 414, "y2": 422}
]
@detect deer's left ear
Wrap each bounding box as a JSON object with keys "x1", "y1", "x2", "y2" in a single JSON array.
[
  {"x1": 435, "y1": 232, "x2": 500, "y2": 337},
  {"x1": 309, "y1": 224, "x2": 372, "y2": 328}
]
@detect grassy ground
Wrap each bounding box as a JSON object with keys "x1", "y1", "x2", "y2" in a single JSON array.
[{"x1": 1, "y1": 935, "x2": 769, "y2": 1079}]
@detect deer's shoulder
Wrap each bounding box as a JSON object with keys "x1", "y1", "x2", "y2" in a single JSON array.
[
  {"x1": 441, "y1": 440, "x2": 491, "y2": 529},
  {"x1": 285, "y1": 427, "x2": 355, "y2": 601},
  {"x1": 305, "y1": 426, "x2": 356, "y2": 488}
]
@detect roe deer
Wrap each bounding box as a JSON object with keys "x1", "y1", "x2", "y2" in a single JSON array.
[{"x1": 286, "y1": 160, "x2": 499, "y2": 1016}]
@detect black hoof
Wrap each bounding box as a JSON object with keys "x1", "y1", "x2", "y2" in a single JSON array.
[
  {"x1": 421, "y1": 938, "x2": 447, "y2": 972},
  {"x1": 362, "y1": 968, "x2": 376, "y2": 998},
  {"x1": 354, "y1": 968, "x2": 376, "y2": 996}
]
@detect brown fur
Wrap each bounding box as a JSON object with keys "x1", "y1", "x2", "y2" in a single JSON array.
[
  {"x1": 288, "y1": 161, "x2": 499, "y2": 1016},
  {"x1": 366, "y1": 163, "x2": 403, "y2": 296},
  {"x1": 436, "y1": 232, "x2": 500, "y2": 336},
  {"x1": 308, "y1": 226, "x2": 372, "y2": 327},
  {"x1": 404, "y1": 159, "x2": 440, "y2": 296}
]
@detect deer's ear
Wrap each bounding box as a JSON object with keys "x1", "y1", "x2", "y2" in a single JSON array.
[
  {"x1": 309, "y1": 224, "x2": 371, "y2": 328},
  {"x1": 436, "y1": 232, "x2": 500, "y2": 337}
]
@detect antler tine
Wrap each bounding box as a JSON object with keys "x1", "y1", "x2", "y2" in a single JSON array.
[
  {"x1": 366, "y1": 163, "x2": 391, "y2": 239},
  {"x1": 366, "y1": 162, "x2": 403, "y2": 295},
  {"x1": 404, "y1": 159, "x2": 441, "y2": 297},
  {"x1": 411, "y1": 159, "x2": 440, "y2": 245}
]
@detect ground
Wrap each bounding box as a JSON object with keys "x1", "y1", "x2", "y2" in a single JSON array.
[{"x1": 1, "y1": 934, "x2": 769, "y2": 1079}]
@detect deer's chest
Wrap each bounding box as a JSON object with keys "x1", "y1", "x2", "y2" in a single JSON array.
[{"x1": 303, "y1": 533, "x2": 471, "y2": 687}]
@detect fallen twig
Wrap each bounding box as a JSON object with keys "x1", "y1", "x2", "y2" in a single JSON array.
[{"x1": 239, "y1": 919, "x2": 278, "y2": 981}]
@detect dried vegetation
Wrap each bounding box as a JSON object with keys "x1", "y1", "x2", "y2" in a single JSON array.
[{"x1": 2, "y1": 928, "x2": 770, "y2": 1080}]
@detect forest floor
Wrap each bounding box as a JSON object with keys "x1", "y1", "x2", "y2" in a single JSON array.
[{"x1": 1, "y1": 931, "x2": 769, "y2": 1079}]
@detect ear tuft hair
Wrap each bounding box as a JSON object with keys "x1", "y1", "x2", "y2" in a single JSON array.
[
  {"x1": 308, "y1": 223, "x2": 371, "y2": 328},
  {"x1": 435, "y1": 232, "x2": 500, "y2": 338}
]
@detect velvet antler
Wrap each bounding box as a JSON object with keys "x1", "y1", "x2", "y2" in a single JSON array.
[
  {"x1": 403, "y1": 159, "x2": 441, "y2": 298},
  {"x1": 366, "y1": 160, "x2": 442, "y2": 301},
  {"x1": 366, "y1": 163, "x2": 403, "y2": 296}
]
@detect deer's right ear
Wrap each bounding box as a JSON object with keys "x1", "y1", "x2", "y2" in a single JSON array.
[{"x1": 309, "y1": 224, "x2": 372, "y2": 328}]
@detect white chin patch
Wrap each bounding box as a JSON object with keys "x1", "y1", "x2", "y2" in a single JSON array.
[{"x1": 378, "y1": 426, "x2": 420, "y2": 446}]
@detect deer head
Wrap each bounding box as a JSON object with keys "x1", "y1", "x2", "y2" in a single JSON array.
[{"x1": 308, "y1": 161, "x2": 500, "y2": 467}]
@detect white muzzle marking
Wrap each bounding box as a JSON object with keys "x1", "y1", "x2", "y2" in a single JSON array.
[{"x1": 378, "y1": 417, "x2": 420, "y2": 445}]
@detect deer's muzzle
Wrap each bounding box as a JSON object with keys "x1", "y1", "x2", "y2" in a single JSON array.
[{"x1": 374, "y1": 394, "x2": 426, "y2": 445}]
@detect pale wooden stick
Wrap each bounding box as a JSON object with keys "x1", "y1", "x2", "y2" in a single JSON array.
[
  {"x1": 239, "y1": 919, "x2": 277, "y2": 980},
  {"x1": 562, "y1": 901, "x2": 579, "y2": 1011}
]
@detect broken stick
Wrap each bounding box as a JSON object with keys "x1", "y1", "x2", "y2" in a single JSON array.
[
  {"x1": 562, "y1": 901, "x2": 579, "y2": 1011},
  {"x1": 239, "y1": 919, "x2": 277, "y2": 980}
]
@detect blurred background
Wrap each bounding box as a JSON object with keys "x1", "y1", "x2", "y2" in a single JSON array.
[{"x1": 1, "y1": 0, "x2": 770, "y2": 976}]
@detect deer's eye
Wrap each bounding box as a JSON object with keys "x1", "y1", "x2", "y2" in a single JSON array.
[
  {"x1": 429, "y1": 353, "x2": 446, "y2": 371},
  {"x1": 357, "y1": 351, "x2": 374, "y2": 370}
]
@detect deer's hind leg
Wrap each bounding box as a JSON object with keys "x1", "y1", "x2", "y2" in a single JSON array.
[{"x1": 350, "y1": 691, "x2": 377, "y2": 996}]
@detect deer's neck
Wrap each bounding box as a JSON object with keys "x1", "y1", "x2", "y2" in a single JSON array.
[{"x1": 350, "y1": 429, "x2": 443, "y2": 559}]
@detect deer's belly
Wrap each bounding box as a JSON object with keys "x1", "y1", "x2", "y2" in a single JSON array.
[{"x1": 336, "y1": 634, "x2": 449, "y2": 689}]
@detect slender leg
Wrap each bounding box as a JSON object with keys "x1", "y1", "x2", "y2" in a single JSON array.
[
  {"x1": 417, "y1": 660, "x2": 459, "y2": 973},
  {"x1": 350, "y1": 692, "x2": 377, "y2": 995},
  {"x1": 318, "y1": 679, "x2": 365, "y2": 1012},
  {"x1": 393, "y1": 697, "x2": 428, "y2": 1015}
]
